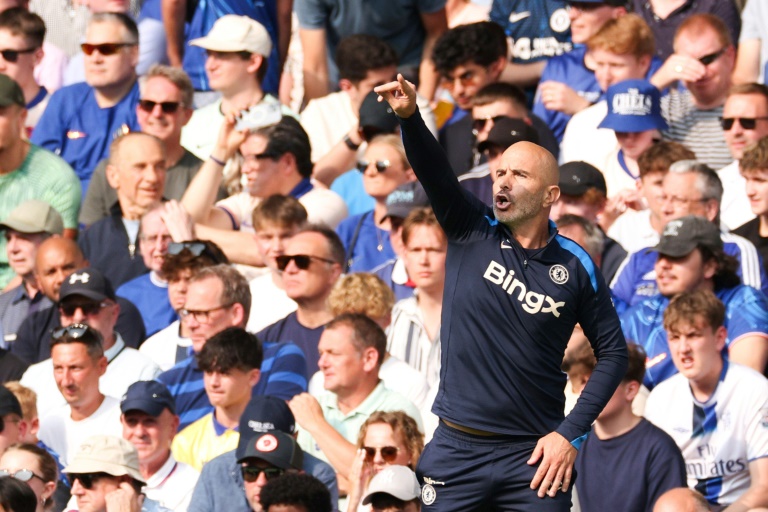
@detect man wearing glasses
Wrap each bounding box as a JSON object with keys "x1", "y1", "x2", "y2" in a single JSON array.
[{"x1": 31, "y1": 12, "x2": 141, "y2": 194}]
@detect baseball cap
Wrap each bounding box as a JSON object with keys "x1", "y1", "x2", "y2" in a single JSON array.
[
  {"x1": 0, "y1": 200, "x2": 64, "y2": 235},
  {"x1": 650, "y1": 215, "x2": 722, "y2": 258},
  {"x1": 558, "y1": 161, "x2": 608, "y2": 196},
  {"x1": 236, "y1": 430, "x2": 303, "y2": 470},
  {"x1": 63, "y1": 436, "x2": 145, "y2": 483},
  {"x1": 359, "y1": 91, "x2": 399, "y2": 136},
  {"x1": 238, "y1": 396, "x2": 296, "y2": 436},
  {"x1": 58, "y1": 268, "x2": 116, "y2": 303},
  {"x1": 0, "y1": 386, "x2": 22, "y2": 418},
  {"x1": 189, "y1": 15, "x2": 272, "y2": 57},
  {"x1": 0, "y1": 75, "x2": 24, "y2": 108},
  {"x1": 476, "y1": 117, "x2": 539, "y2": 154},
  {"x1": 598, "y1": 79, "x2": 668, "y2": 133},
  {"x1": 384, "y1": 181, "x2": 430, "y2": 221},
  {"x1": 362, "y1": 466, "x2": 421, "y2": 505},
  {"x1": 120, "y1": 380, "x2": 176, "y2": 417}
]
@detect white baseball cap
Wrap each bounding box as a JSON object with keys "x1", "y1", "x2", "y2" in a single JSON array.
[
  {"x1": 190, "y1": 15, "x2": 272, "y2": 57},
  {"x1": 362, "y1": 466, "x2": 421, "y2": 504}
]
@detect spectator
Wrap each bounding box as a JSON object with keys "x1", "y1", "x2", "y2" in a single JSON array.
[
  {"x1": 158, "y1": 264, "x2": 306, "y2": 429},
  {"x1": 574, "y1": 343, "x2": 686, "y2": 511},
  {"x1": 21, "y1": 268, "x2": 160, "y2": 414},
  {"x1": 734, "y1": 136, "x2": 768, "y2": 274},
  {"x1": 30, "y1": 13, "x2": 141, "y2": 193},
  {"x1": 295, "y1": 0, "x2": 446, "y2": 102},
  {"x1": 78, "y1": 132, "x2": 166, "y2": 288},
  {"x1": 189, "y1": 395, "x2": 338, "y2": 511},
  {"x1": 0, "y1": 386, "x2": 26, "y2": 455},
  {"x1": 555, "y1": 214, "x2": 606, "y2": 268},
  {"x1": 652, "y1": 14, "x2": 736, "y2": 169},
  {"x1": 0, "y1": 74, "x2": 80, "y2": 289},
  {"x1": 13, "y1": 239, "x2": 145, "y2": 365},
  {"x1": 652, "y1": 488, "x2": 710, "y2": 512},
  {"x1": 361, "y1": 465, "x2": 422, "y2": 512},
  {"x1": 0, "y1": 200, "x2": 62, "y2": 348},
  {"x1": 732, "y1": 0, "x2": 768, "y2": 84},
  {"x1": 257, "y1": 226, "x2": 344, "y2": 374},
  {"x1": 0, "y1": 443, "x2": 59, "y2": 512},
  {"x1": 81, "y1": 65, "x2": 211, "y2": 227},
  {"x1": 245, "y1": 196, "x2": 306, "y2": 333},
  {"x1": 0, "y1": 476, "x2": 35, "y2": 512},
  {"x1": 717, "y1": 84, "x2": 768, "y2": 230},
  {"x1": 336, "y1": 135, "x2": 416, "y2": 273},
  {"x1": 120, "y1": 380, "x2": 198, "y2": 511},
  {"x1": 645, "y1": 289, "x2": 768, "y2": 509},
  {"x1": 290, "y1": 314, "x2": 422, "y2": 482},
  {"x1": 172, "y1": 328, "x2": 263, "y2": 471},
  {"x1": 620, "y1": 215, "x2": 768, "y2": 387},
  {"x1": 259, "y1": 473, "x2": 332, "y2": 512}
]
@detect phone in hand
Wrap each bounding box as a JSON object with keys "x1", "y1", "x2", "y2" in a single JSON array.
[{"x1": 234, "y1": 102, "x2": 283, "y2": 132}]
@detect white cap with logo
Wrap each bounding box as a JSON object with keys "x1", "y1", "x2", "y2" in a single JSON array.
[
  {"x1": 362, "y1": 466, "x2": 421, "y2": 504},
  {"x1": 190, "y1": 15, "x2": 272, "y2": 57}
]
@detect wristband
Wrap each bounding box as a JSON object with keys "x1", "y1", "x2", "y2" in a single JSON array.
[
  {"x1": 209, "y1": 155, "x2": 226, "y2": 166},
  {"x1": 343, "y1": 134, "x2": 361, "y2": 151}
]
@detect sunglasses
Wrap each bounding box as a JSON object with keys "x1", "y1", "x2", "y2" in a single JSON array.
[
  {"x1": 363, "y1": 446, "x2": 400, "y2": 463},
  {"x1": 167, "y1": 242, "x2": 207, "y2": 257},
  {"x1": 698, "y1": 48, "x2": 725, "y2": 66},
  {"x1": 242, "y1": 151, "x2": 280, "y2": 164},
  {"x1": 138, "y1": 100, "x2": 182, "y2": 114},
  {"x1": 356, "y1": 160, "x2": 391, "y2": 173},
  {"x1": 275, "y1": 254, "x2": 337, "y2": 272},
  {"x1": 0, "y1": 469, "x2": 44, "y2": 483},
  {"x1": 240, "y1": 466, "x2": 285, "y2": 483},
  {"x1": 0, "y1": 48, "x2": 36, "y2": 63},
  {"x1": 81, "y1": 42, "x2": 136, "y2": 56},
  {"x1": 719, "y1": 117, "x2": 768, "y2": 130},
  {"x1": 472, "y1": 116, "x2": 508, "y2": 134},
  {"x1": 68, "y1": 472, "x2": 115, "y2": 490},
  {"x1": 52, "y1": 323, "x2": 93, "y2": 340},
  {"x1": 59, "y1": 301, "x2": 109, "y2": 317}
]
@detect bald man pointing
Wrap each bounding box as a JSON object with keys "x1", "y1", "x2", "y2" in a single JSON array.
[{"x1": 375, "y1": 76, "x2": 628, "y2": 511}]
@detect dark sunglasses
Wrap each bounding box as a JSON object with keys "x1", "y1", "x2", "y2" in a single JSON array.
[
  {"x1": 59, "y1": 301, "x2": 109, "y2": 317},
  {"x1": 138, "y1": 99, "x2": 182, "y2": 114},
  {"x1": 719, "y1": 117, "x2": 768, "y2": 130},
  {"x1": 275, "y1": 254, "x2": 337, "y2": 271},
  {"x1": 240, "y1": 466, "x2": 284, "y2": 483},
  {"x1": 0, "y1": 48, "x2": 36, "y2": 63},
  {"x1": 698, "y1": 48, "x2": 726, "y2": 66},
  {"x1": 363, "y1": 446, "x2": 399, "y2": 463},
  {"x1": 472, "y1": 115, "x2": 508, "y2": 134},
  {"x1": 356, "y1": 160, "x2": 391, "y2": 173},
  {"x1": 81, "y1": 42, "x2": 136, "y2": 56},
  {"x1": 167, "y1": 242, "x2": 207, "y2": 256},
  {"x1": 68, "y1": 472, "x2": 113, "y2": 490},
  {"x1": 0, "y1": 469, "x2": 44, "y2": 483},
  {"x1": 52, "y1": 323, "x2": 92, "y2": 340}
]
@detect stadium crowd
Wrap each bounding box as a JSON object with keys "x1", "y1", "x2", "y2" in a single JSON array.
[{"x1": 0, "y1": 0, "x2": 764, "y2": 510}]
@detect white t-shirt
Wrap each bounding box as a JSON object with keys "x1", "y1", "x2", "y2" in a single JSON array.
[
  {"x1": 560, "y1": 101, "x2": 617, "y2": 167},
  {"x1": 718, "y1": 160, "x2": 755, "y2": 230},
  {"x1": 594, "y1": 146, "x2": 641, "y2": 199},
  {"x1": 38, "y1": 396, "x2": 123, "y2": 465},
  {"x1": 606, "y1": 209, "x2": 658, "y2": 254},
  {"x1": 139, "y1": 321, "x2": 193, "y2": 372},
  {"x1": 645, "y1": 362, "x2": 768, "y2": 506},
  {"x1": 246, "y1": 272, "x2": 297, "y2": 333},
  {"x1": 144, "y1": 455, "x2": 199, "y2": 512}
]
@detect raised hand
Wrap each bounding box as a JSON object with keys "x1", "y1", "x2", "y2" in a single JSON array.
[{"x1": 374, "y1": 74, "x2": 418, "y2": 119}]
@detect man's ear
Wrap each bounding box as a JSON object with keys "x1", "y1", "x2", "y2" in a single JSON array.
[
  {"x1": 106, "y1": 164, "x2": 120, "y2": 189},
  {"x1": 543, "y1": 185, "x2": 560, "y2": 208},
  {"x1": 339, "y1": 78, "x2": 355, "y2": 93},
  {"x1": 488, "y1": 56, "x2": 507, "y2": 81},
  {"x1": 361, "y1": 347, "x2": 379, "y2": 373},
  {"x1": 247, "y1": 54, "x2": 264, "y2": 75}
]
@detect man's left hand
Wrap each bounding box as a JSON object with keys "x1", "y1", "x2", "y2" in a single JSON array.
[
  {"x1": 288, "y1": 393, "x2": 325, "y2": 432},
  {"x1": 527, "y1": 432, "x2": 577, "y2": 498}
]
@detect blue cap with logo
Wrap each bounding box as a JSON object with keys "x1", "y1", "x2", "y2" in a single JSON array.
[
  {"x1": 121, "y1": 380, "x2": 176, "y2": 417},
  {"x1": 598, "y1": 79, "x2": 667, "y2": 133}
]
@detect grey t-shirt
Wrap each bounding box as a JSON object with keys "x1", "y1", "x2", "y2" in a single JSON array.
[
  {"x1": 740, "y1": 0, "x2": 768, "y2": 83},
  {"x1": 79, "y1": 149, "x2": 218, "y2": 226}
]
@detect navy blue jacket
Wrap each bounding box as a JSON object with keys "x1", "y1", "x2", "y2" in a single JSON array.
[{"x1": 399, "y1": 111, "x2": 627, "y2": 444}]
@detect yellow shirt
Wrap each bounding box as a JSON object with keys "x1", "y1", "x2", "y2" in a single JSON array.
[{"x1": 171, "y1": 413, "x2": 239, "y2": 471}]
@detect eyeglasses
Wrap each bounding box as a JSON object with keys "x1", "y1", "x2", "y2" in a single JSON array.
[
  {"x1": 138, "y1": 100, "x2": 182, "y2": 114},
  {"x1": 240, "y1": 466, "x2": 285, "y2": 483},
  {"x1": 660, "y1": 195, "x2": 710, "y2": 207},
  {"x1": 472, "y1": 116, "x2": 508, "y2": 134},
  {"x1": 68, "y1": 472, "x2": 113, "y2": 490},
  {"x1": 167, "y1": 242, "x2": 207, "y2": 256},
  {"x1": 356, "y1": 160, "x2": 391, "y2": 173},
  {"x1": 0, "y1": 48, "x2": 37, "y2": 63},
  {"x1": 719, "y1": 117, "x2": 768, "y2": 131},
  {"x1": 59, "y1": 301, "x2": 110, "y2": 317},
  {"x1": 242, "y1": 152, "x2": 280, "y2": 164},
  {"x1": 179, "y1": 303, "x2": 235, "y2": 323},
  {"x1": 698, "y1": 48, "x2": 726, "y2": 66},
  {"x1": 363, "y1": 446, "x2": 400, "y2": 463},
  {"x1": 275, "y1": 254, "x2": 337, "y2": 271},
  {"x1": 0, "y1": 469, "x2": 45, "y2": 483},
  {"x1": 81, "y1": 42, "x2": 136, "y2": 56}
]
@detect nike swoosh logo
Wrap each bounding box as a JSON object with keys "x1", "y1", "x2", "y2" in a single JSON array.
[
  {"x1": 501, "y1": 241, "x2": 512, "y2": 249},
  {"x1": 646, "y1": 353, "x2": 666, "y2": 368},
  {"x1": 508, "y1": 11, "x2": 531, "y2": 23}
]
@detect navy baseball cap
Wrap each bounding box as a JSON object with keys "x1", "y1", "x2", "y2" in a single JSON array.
[
  {"x1": 239, "y1": 396, "x2": 296, "y2": 436},
  {"x1": 359, "y1": 91, "x2": 399, "y2": 136},
  {"x1": 59, "y1": 268, "x2": 116, "y2": 303},
  {"x1": 120, "y1": 381, "x2": 176, "y2": 417},
  {"x1": 598, "y1": 79, "x2": 668, "y2": 133},
  {"x1": 558, "y1": 161, "x2": 607, "y2": 196},
  {"x1": 384, "y1": 181, "x2": 430, "y2": 221},
  {"x1": 477, "y1": 117, "x2": 539, "y2": 154},
  {"x1": 236, "y1": 430, "x2": 303, "y2": 469}
]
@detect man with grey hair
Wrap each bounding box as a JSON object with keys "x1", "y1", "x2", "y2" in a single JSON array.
[
  {"x1": 555, "y1": 215, "x2": 605, "y2": 269},
  {"x1": 611, "y1": 159, "x2": 768, "y2": 309}
]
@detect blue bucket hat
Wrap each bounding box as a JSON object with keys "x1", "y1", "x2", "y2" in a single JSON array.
[{"x1": 598, "y1": 79, "x2": 667, "y2": 133}]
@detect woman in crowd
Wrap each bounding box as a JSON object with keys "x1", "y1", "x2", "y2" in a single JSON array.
[{"x1": 0, "y1": 444, "x2": 57, "y2": 512}]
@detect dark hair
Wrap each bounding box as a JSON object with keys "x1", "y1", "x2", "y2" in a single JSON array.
[
  {"x1": 252, "y1": 195, "x2": 308, "y2": 232},
  {"x1": 0, "y1": 475, "x2": 37, "y2": 512},
  {"x1": 197, "y1": 327, "x2": 263, "y2": 373},
  {"x1": 294, "y1": 224, "x2": 346, "y2": 266},
  {"x1": 472, "y1": 82, "x2": 527, "y2": 109},
  {"x1": 698, "y1": 246, "x2": 741, "y2": 290},
  {"x1": 50, "y1": 325, "x2": 104, "y2": 360},
  {"x1": 336, "y1": 35, "x2": 398, "y2": 83},
  {"x1": 637, "y1": 141, "x2": 696, "y2": 178},
  {"x1": 90, "y1": 12, "x2": 139, "y2": 44},
  {"x1": 623, "y1": 343, "x2": 646, "y2": 384},
  {"x1": 161, "y1": 240, "x2": 229, "y2": 282},
  {"x1": 325, "y1": 313, "x2": 386, "y2": 367},
  {"x1": 255, "y1": 117, "x2": 313, "y2": 178},
  {"x1": 663, "y1": 288, "x2": 726, "y2": 333},
  {"x1": 189, "y1": 265, "x2": 251, "y2": 322},
  {"x1": 432, "y1": 21, "x2": 507, "y2": 75},
  {"x1": 0, "y1": 8, "x2": 45, "y2": 48},
  {"x1": 258, "y1": 473, "x2": 332, "y2": 512}
]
